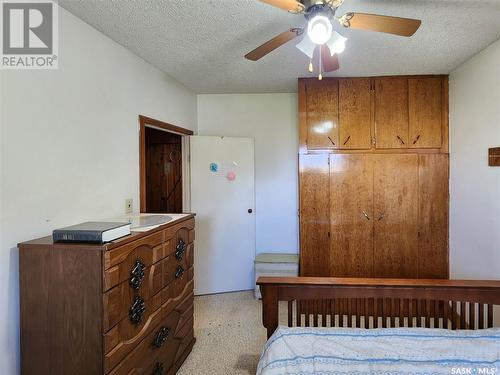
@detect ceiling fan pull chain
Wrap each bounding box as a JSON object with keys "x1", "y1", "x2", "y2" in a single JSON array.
[{"x1": 318, "y1": 46, "x2": 323, "y2": 80}]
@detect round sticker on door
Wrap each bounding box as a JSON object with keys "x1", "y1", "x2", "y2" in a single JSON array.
[
  {"x1": 209, "y1": 162, "x2": 218, "y2": 173},
  {"x1": 226, "y1": 171, "x2": 236, "y2": 181}
]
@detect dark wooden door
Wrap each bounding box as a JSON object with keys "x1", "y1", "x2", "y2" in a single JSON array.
[{"x1": 145, "y1": 128, "x2": 182, "y2": 213}]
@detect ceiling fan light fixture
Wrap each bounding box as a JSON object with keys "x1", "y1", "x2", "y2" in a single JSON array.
[
  {"x1": 307, "y1": 15, "x2": 332, "y2": 45},
  {"x1": 326, "y1": 31, "x2": 347, "y2": 55},
  {"x1": 296, "y1": 34, "x2": 316, "y2": 59}
]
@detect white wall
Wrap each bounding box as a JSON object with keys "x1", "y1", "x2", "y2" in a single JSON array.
[
  {"x1": 0, "y1": 6, "x2": 196, "y2": 374},
  {"x1": 449, "y1": 38, "x2": 500, "y2": 280},
  {"x1": 197, "y1": 94, "x2": 299, "y2": 255}
]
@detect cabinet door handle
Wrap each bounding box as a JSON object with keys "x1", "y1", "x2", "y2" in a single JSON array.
[
  {"x1": 328, "y1": 136, "x2": 336, "y2": 146},
  {"x1": 153, "y1": 326, "x2": 170, "y2": 348},
  {"x1": 175, "y1": 266, "x2": 185, "y2": 279},
  {"x1": 130, "y1": 259, "x2": 146, "y2": 290},
  {"x1": 343, "y1": 136, "x2": 351, "y2": 146},
  {"x1": 378, "y1": 213, "x2": 385, "y2": 221},
  {"x1": 396, "y1": 135, "x2": 405, "y2": 145},
  {"x1": 362, "y1": 211, "x2": 370, "y2": 221},
  {"x1": 175, "y1": 239, "x2": 186, "y2": 260},
  {"x1": 153, "y1": 362, "x2": 164, "y2": 375},
  {"x1": 129, "y1": 296, "x2": 146, "y2": 325},
  {"x1": 412, "y1": 134, "x2": 421, "y2": 145}
]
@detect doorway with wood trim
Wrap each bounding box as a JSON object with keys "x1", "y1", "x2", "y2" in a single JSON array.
[{"x1": 139, "y1": 115, "x2": 193, "y2": 213}]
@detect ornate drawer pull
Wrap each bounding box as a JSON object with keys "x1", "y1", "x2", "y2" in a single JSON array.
[
  {"x1": 130, "y1": 259, "x2": 146, "y2": 290},
  {"x1": 175, "y1": 239, "x2": 186, "y2": 260},
  {"x1": 153, "y1": 362, "x2": 164, "y2": 375},
  {"x1": 129, "y1": 296, "x2": 145, "y2": 325},
  {"x1": 175, "y1": 266, "x2": 185, "y2": 279},
  {"x1": 153, "y1": 326, "x2": 170, "y2": 348}
]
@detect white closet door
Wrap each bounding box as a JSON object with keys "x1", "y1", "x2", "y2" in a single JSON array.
[{"x1": 190, "y1": 136, "x2": 255, "y2": 295}]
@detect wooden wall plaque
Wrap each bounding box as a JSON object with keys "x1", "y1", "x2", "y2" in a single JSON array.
[{"x1": 489, "y1": 147, "x2": 500, "y2": 166}]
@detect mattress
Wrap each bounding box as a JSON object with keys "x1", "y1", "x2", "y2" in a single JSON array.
[{"x1": 257, "y1": 326, "x2": 500, "y2": 375}]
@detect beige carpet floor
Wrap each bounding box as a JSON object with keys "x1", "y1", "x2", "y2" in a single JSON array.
[{"x1": 177, "y1": 291, "x2": 267, "y2": 375}]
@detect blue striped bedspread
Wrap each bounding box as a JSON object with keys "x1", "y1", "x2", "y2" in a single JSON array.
[{"x1": 257, "y1": 326, "x2": 500, "y2": 375}]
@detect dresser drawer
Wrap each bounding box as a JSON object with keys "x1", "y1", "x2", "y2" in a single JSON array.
[
  {"x1": 104, "y1": 292, "x2": 163, "y2": 372},
  {"x1": 108, "y1": 292, "x2": 194, "y2": 375},
  {"x1": 104, "y1": 246, "x2": 192, "y2": 331},
  {"x1": 157, "y1": 318, "x2": 194, "y2": 375},
  {"x1": 164, "y1": 219, "x2": 195, "y2": 257},
  {"x1": 103, "y1": 260, "x2": 164, "y2": 331},
  {"x1": 104, "y1": 231, "x2": 165, "y2": 291},
  {"x1": 162, "y1": 275, "x2": 194, "y2": 320}
]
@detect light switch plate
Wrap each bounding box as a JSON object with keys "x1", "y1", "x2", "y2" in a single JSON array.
[{"x1": 125, "y1": 199, "x2": 133, "y2": 214}]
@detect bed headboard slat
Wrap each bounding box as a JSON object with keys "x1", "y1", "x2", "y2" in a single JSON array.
[{"x1": 258, "y1": 277, "x2": 500, "y2": 338}]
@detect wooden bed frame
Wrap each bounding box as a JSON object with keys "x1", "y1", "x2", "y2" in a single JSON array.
[{"x1": 257, "y1": 277, "x2": 500, "y2": 339}]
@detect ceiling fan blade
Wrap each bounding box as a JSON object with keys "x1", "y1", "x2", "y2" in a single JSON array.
[
  {"x1": 260, "y1": 0, "x2": 304, "y2": 12},
  {"x1": 245, "y1": 28, "x2": 303, "y2": 61},
  {"x1": 341, "y1": 13, "x2": 421, "y2": 37},
  {"x1": 321, "y1": 45, "x2": 340, "y2": 72}
]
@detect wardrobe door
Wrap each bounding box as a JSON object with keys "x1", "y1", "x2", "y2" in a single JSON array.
[
  {"x1": 409, "y1": 77, "x2": 442, "y2": 148},
  {"x1": 338, "y1": 78, "x2": 372, "y2": 150},
  {"x1": 305, "y1": 79, "x2": 339, "y2": 150},
  {"x1": 374, "y1": 78, "x2": 409, "y2": 149},
  {"x1": 330, "y1": 154, "x2": 374, "y2": 277},
  {"x1": 299, "y1": 154, "x2": 331, "y2": 276},
  {"x1": 373, "y1": 154, "x2": 419, "y2": 278},
  {"x1": 418, "y1": 154, "x2": 449, "y2": 278}
]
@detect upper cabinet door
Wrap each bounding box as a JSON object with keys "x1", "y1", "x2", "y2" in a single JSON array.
[
  {"x1": 338, "y1": 78, "x2": 372, "y2": 150},
  {"x1": 374, "y1": 78, "x2": 409, "y2": 149},
  {"x1": 409, "y1": 78, "x2": 442, "y2": 148},
  {"x1": 305, "y1": 79, "x2": 339, "y2": 150}
]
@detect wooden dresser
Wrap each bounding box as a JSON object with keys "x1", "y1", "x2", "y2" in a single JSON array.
[{"x1": 18, "y1": 215, "x2": 195, "y2": 375}]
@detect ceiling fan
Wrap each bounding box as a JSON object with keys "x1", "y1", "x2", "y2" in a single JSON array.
[{"x1": 245, "y1": 0, "x2": 421, "y2": 79}]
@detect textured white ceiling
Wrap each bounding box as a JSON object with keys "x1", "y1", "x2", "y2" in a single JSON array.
[{"x1": 58, "y1": 0, "x2": 500, "y2": 93}]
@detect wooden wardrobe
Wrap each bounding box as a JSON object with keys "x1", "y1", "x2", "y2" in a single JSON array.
[{"x1": 299, "y1": 76, "x2": 449, "y2": 279}]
